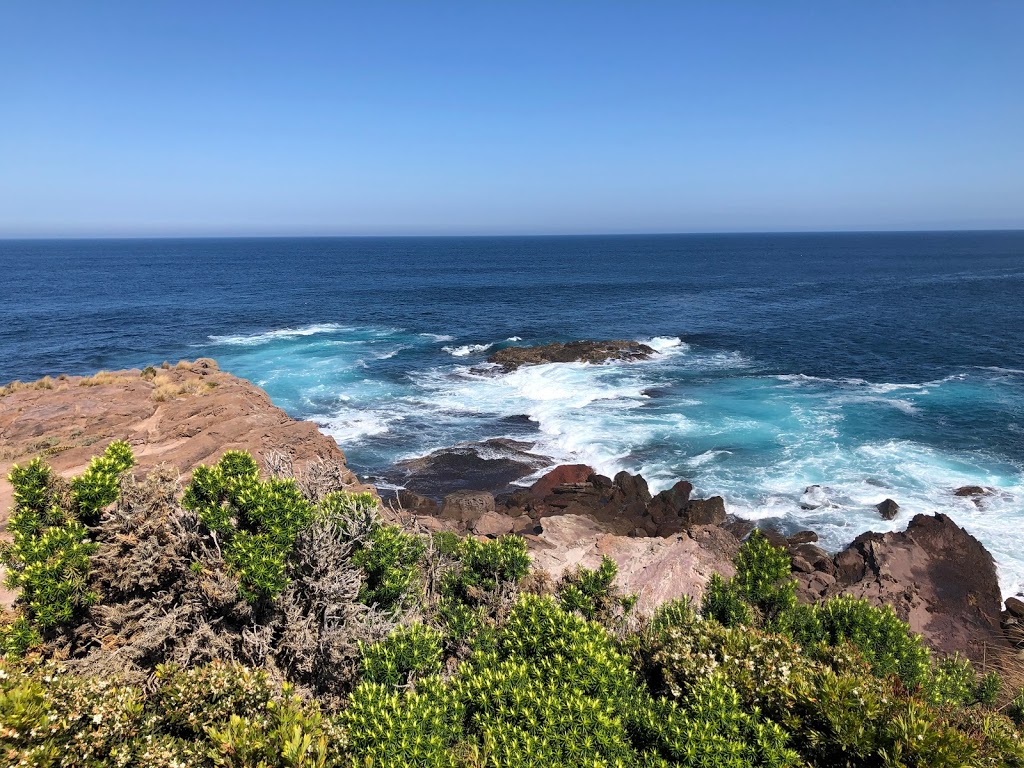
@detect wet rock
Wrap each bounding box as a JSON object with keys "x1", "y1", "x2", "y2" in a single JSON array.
[
  {"x1": 800, "y1": 485, "x2": 832, "y2": 510},
  {"x1": 723, "y1": 517, "x2": 755, "y2": 540},
  {"x1": 683, "y1": 496, "x2": 727, "y2": 526},
  {"x1": 788, "y1": 530, "x2": 819, "y2": 545},
  {"x1": 876, "y1": 498, "x2": 900, "y2": 520},
  {"x1": 614, "y1": 470, "x2": 653, "y2": 504},
  {"x1": 388, "y1": 438, "x2": 549, "y2": 497},
  {"x1": 440, "y1": 490, "x2": 495, "y2": 524},
  {"x1": 1005, "y1": 596, "x2": 1024, "y2": 619},
  {"x1": 489, "y1": 340, "x2": 656, "y2": 371},
  {"x1": 760, "y1": 527, "x2": 790, "y2": 549},
  {"x1": 955, "y1": 485, "x2": 993, "y2": 497}
]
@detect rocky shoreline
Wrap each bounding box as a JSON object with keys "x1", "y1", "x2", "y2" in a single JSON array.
[{"x1": 1, "y1": 356, "x2": 1021, "y2": 666}]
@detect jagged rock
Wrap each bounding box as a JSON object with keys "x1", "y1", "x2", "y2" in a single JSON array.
[
  {"x1": 472, "y1": 511, "x2": 515, "y2": 538},
  {"x1": 614, "y1": 470, "x2": 652, "y2": 504},
  {"x1": 488, "y1": 340, "x2": 656, "y2": 372},
  {"x1": 1005, "y1": 596, "x2": 1024, "y2": 619},
  {"x1": 683, "y1": 496, "x2": 727, "y2": 526},
  {"x1": 810, "y1": 513, "x2": 1008, "y2": 662},
  {"x1": 876, "y1": 498, "x2": 900, "y2": 520},
  {"x1": 439, "y1": 490, "x2": 495, "y2": 524},
  {"x1": 760, "y1": 527, "x2": 790, "y2": 549}
]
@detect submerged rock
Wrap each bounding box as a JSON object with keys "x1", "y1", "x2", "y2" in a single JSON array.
[{"x1": 488, "y1": 340, "x2": 655, "y2": 371}]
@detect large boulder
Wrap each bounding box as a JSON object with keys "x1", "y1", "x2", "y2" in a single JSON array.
[
  {"x1": 488, "y1": 340, "x2": 655, "y2": 372},
  {"x1": 876, "y1": 498, "x2": 900, "y2": 520},
  {"x1": 799, "y1": 513, "x2": 1008, "y2": 662},
  {"x1": 527, "y1": 514, "x2": 738, "y2": 612},
  {"x1": 439, "y1": 490, "x2": 496, "y2": 525},
  {"x1": 530, "y1": 464, "x2": 596, "y2": 499}
]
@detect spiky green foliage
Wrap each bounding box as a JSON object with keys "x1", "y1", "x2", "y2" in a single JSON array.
[
  {"x1": 556, "y1": 554, "x2": 626, "y2": 623},
  {"x1": 786, "y1": 594, "x2": 931, "y2": 689},
  {"x1": 353, "y1": 523, "x2": 426, "y2": 611},
  {"x1": 0, "y1": 452, "x2": 120, "y2": 635},
  {"x1": 360, "y1": 622, "x2": 444, "y2": 688},
  {"x1": 181, "y1": 451, "x2": 314, "y2": 601},
  {"x1": 439, "y1": 534, "x2": 530, "y2": 604},
  {"x1": 70, "y1": 440, "x2": 135, "y2": 523}
]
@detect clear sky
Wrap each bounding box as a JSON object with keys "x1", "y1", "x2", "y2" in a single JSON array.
[{"x1": 1, "y1": 1, "x2": 1022, "y2": 236}]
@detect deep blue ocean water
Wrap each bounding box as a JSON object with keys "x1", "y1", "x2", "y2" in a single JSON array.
[{"x1": 2, "y1": 233, "x2": 1023, "y2": 592}]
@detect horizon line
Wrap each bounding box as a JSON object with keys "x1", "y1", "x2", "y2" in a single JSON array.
[{"x1": 2, "y1": 226, "x2": 1023, "y2": 241}]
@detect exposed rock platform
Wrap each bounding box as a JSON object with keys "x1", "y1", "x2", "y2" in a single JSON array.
[{"x1": 488, "y1": 340, "x2": 655, "y2": 371}]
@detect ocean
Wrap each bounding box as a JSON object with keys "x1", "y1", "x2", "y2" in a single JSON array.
[{"x1": 2, "y1": 232, "x2": 1023, "y2": 594}]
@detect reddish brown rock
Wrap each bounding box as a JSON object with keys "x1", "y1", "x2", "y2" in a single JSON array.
[
  {"x1": 876, "y1": 498, "x2": 900, "y2": 520},
  {"x1": 807, "y1": 513, "x2": 1008, "y2": 662},
  {"x1": 472, "y1": 511, "x2": 516, "y2": 538},
  {"x1": 0, "y1": 361, "x2": 367, "y2": 526},
  {"x1": 530, "y1": 464, "x2": 595, "y2": 498},
  {"x1": 439, "y1": 490, "x2": 495, "y2": 525}
]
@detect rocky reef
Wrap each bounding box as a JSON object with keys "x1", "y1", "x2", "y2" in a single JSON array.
[{"x1": 487, "y1": 339, "x2": 655, "y2": 371}]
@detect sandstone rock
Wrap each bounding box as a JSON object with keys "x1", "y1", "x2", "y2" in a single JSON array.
[
  {"x1": 1005, "y1": 596, "x2": 1024, "y2": 619},
  {"x1": 816, "y1": 513, "x2": 1008, "y2": 662},
  {"x1": 529, "y1": 514, "x2": 737, "y2": 612},
  {"x1": 530, "y1": 464, "x2": 595, "y2": 498},
  {"x1": 876, "y1": 498, "x2": 900, "y2": 520},
  {"x1": 397, "y1": 490, "x2": 438, "y2": 515},
  {"x1": 439, "y1": 490, "x2": 495, "y2": 524},
  {"x1": 488, "y1": 340, "x2": 656, "y2": 372},
  {"x1": 472, "y1": 511, "x2": 515, "y2": 538},
  {"x1": 0, "y1": 362, "x2": 368, "y2": 526}
]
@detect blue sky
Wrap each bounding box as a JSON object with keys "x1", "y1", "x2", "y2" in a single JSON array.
[{"x1": 1, "y1": 1, "x2": 1022, "y2": 236}]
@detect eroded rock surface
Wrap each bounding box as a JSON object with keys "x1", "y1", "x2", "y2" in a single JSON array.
[
  {"x1": 0, "y1": 361, "x2": 367, "y2": 527},
  {"x1": 797, "y1": 513, "x2": 1008, "y2": 661}
]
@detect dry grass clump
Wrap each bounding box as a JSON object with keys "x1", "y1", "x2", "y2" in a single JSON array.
[
  {"x1": 0, "y1": 375, "x2": 58, "y2": 398},
  {"x1": 79, "y1": 371, "x2": 132, "y2": 388},
  {"x1": 150, "y1": 373, "x2": 217, "y2": 402}
]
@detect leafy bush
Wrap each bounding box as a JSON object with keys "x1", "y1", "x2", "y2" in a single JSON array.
[
  {"x1": 787, "y1": 594, "x2": 931, "y2": 689},
  {"x1": 439, "y1": 534, "x2": 530, "y2": 604},
  {"x1": 360, "y1": 622, "x2": 443, "y2": 688},
  {"x1": 353, "y1": 523, "x2": 425, "y2": 610},
  {"x1": 70, "y1": 440, "x2": 135, "y2": 523},
  {"x1": 556, "y1": 554, "x2": 627, "y2": 623},
  {"x1": 182, "y1": 451, "x2": 314, "y2": 600},
  {"x1": 701, "y1": 572, "x2": 754, "y2": 627}
]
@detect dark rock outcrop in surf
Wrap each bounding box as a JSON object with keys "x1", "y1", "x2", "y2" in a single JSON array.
[{"x1": 488, "y1": 340, "x2": 655, "y2": 371}]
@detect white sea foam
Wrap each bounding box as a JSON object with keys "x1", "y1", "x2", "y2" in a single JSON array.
[
  {"x1": 442, "y1": 343, "x2": 495, "y2": 357},
  {"x1": 507, "y1": 336, "x2": 523, "y2": 341},
  {"x1": 208, "y1": 323, "x2": 351, "y2": 346},
  {"x1": 317, "y1": 409, "x2": 395, "y2": 443},
  {"x1": 419, "y1": 333, "x2": 455, "y2": 342},
  {"x1": 642, "y1": 336, "x2": 689, "y2": 354}
]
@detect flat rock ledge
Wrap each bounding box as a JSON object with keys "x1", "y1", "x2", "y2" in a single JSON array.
[{"x1": 488, "y1": 340, "x2": 655, "y2": 371}]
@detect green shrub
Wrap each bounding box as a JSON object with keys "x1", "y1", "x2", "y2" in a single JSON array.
[
  {"x1": 734, "y1": 530, "x2": 796, "y2": 623},
  {"x1": 0, "y1": 616, "x2": 42, "y2": 658},
  {"x1": 70, "y1": 440, "x2": 135, "y2": 523},
  {"x1": 353, "y1": 523, "x2": 425, "y2": 610},
  {"x1": 182, "y1": 450, "x2": 314, "y2": 601},
  {"x1": 701, "y1": 572, "x2": 754, "y2": 627},
  {"x1": 440, "y1": 534, "x2": 530, "y2": 605},
  {"x1": 788, "y1": 594, "x2": 931, "y2": 689},
  {"x1": 1009, "y1": 690, "x2": 1024, "y2": 728},
  {"x1": 556, "y1": 554, "x2": 624, "y2": 622},
  {"x1": 360, "y1": 622, "x2": 443, "y2": 688}
]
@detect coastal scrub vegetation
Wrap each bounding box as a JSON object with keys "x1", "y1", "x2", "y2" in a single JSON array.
[{"x1": 2, "y1": 446, "x2": 1024, "y2": 766}]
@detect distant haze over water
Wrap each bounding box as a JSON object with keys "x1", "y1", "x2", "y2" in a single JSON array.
[{"x1": 2, "y1": 232, "x2": 1023, "y2": 593}]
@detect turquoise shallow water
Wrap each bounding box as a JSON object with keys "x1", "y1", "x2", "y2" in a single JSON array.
[{"x1": 1, "y1": 233, "x2": 1022, "y2": 593}]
